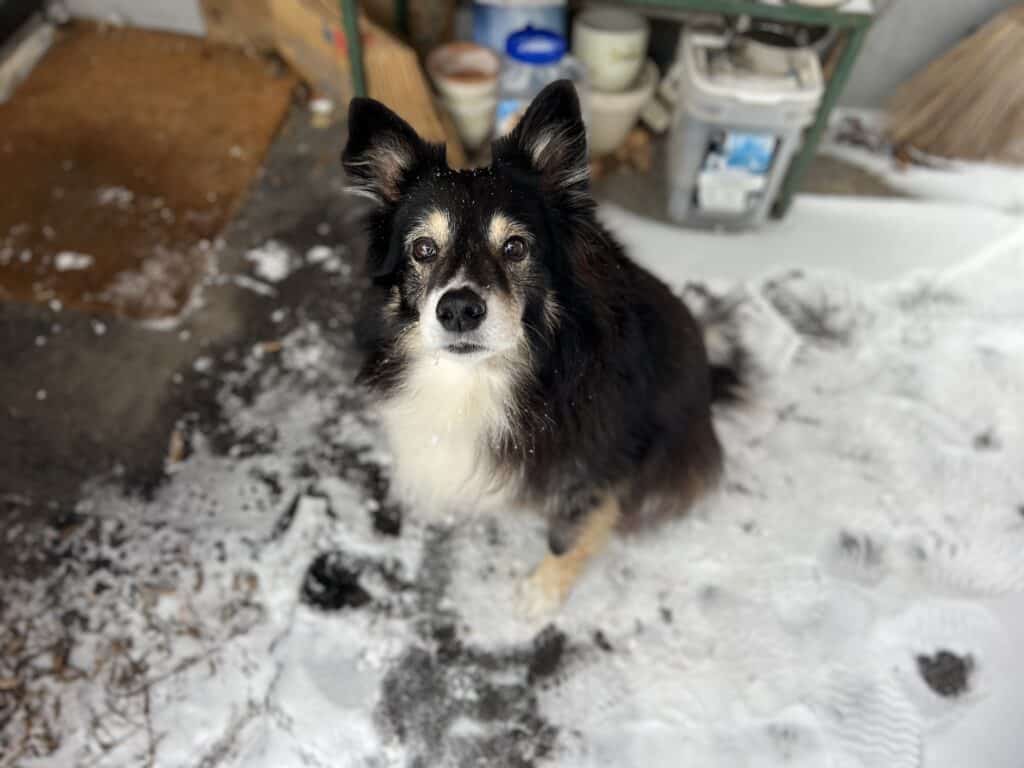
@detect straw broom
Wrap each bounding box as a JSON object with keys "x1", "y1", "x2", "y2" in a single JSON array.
[{"x1": 887, "y1": 4, "x2": 1024, "y2": 164}]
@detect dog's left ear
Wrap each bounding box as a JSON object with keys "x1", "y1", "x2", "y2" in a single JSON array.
[
  {"x1": 493, "y1": 80, "x2": 589, "y2": 200},
  {"x1": 342, "y1": 98, "x2": 442, "y2": 205}
]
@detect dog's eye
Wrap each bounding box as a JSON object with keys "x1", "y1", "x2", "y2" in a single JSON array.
[
  {"x1": 503, "y1": 236, "x2": 527, "y2": 262},
  {"x1": 412, "y1": 237, "x2": 438, "y2": 263}
]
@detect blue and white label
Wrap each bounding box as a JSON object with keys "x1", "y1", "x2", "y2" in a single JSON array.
[{"x1": 721, "y1": 132, "x2": 776, "y2": 175}]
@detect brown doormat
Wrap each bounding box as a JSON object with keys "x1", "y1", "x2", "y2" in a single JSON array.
[{"x1": 0, "y1": 23, "x2": 297, "y2": 320}]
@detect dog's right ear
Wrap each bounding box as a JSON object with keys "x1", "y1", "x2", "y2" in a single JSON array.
[
  {"x1": 492, "y1": 80, "x2": 589, "y2": 204},
  {"x1": 342, "y1": 98, "x2": 440, "y2": 206}
]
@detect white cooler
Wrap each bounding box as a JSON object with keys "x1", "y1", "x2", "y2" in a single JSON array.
[{"x1": 667, "y1": 31, "x2": 824, "y2": 229}]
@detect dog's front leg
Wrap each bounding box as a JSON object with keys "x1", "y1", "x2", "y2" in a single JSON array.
[
  {"x1": 521, "y1": 493, "x2": 621, "y2": 618},
  {"x1": 547, "y1": 491, "x2": 601, "y2": 556}
]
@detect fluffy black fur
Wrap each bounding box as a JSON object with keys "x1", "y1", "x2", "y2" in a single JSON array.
[{"x1": 343, "y1": 81, "x2": 729, "y2": 553}]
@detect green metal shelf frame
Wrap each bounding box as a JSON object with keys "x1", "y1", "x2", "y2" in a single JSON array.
[
  {"x1": 622, "y1": 0, "x2": 872, "y2": 28},
  {"x1": 338, "y1": 0, "x2": 407, "y2": 101},
  {"x1": 340, "y1": 0, "x2": 366, "y2": 99},
  {"x1": 339, "y1": 0, "x2": 873, "y2": 218}
]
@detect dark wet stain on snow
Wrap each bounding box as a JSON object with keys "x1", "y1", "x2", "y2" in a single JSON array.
[
  {"x1": 527, "y1": 626, "x2": 567, "y2": 685},
  {"x1": 308, "y1": 418, "x2": 404, "y2": 538},
  {"x1": 300, "y1": 551, "x2": 372, "y2": 611},
  {"x1": 249, "y1": 468, "x2": 284, "y2": 501},
  {"x1": 371, "y1": 502, "x2": 403, "y2": 537},
  {"x1": 269, "y1": 488, "x2": 334, "y2": 542},
  {"x1": 917, "y1": 650, "x2": 973, "y2": 698},
  {"x1": 762, "y1": 273, "x2": 859, "y2": 345},
  {"x1": 374, "y1": 529, "x2": 562, "y2": 766},
  {"x1": 838, "y1": 530, "x2": 883, "y2": 566},
  {"x1": 972, "y1": 429, "x2": 1000, "y2": 451},
  {"x1": 379, "y1": 643, "x2": 558, "y2": 768}
]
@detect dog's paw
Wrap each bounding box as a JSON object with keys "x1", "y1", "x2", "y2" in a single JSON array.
[{"x1": 517, "y1": 558, "x2": 570, "y2": 621}]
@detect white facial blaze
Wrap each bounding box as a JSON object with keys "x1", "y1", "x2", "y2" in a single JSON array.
[{"x1": 378, "y1": 206, "x2": 539, "y2": 516}]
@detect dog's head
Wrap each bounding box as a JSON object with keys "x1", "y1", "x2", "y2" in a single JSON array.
[{"x1": 342, "y1": 80, "x2": 590, "y2": 367}]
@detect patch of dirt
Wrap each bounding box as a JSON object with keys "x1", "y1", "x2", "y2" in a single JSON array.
[
  {"x1": 802, "y1": 154, "x2": 906, "y2": 199},
  {"x1": 0, "y1": 22, "x2": 296, "y2": 319},
  {"x1": 301, "y1": 551, "x2": 373, "y2": 611}
]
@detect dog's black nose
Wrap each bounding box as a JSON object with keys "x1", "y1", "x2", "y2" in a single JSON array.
[{"x1": 436, "y1": 288, "x2": 486, "y2": 332}]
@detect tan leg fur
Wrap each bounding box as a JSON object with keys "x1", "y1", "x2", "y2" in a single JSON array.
[{"x1": 521, "y1": 495, "x2": 621, "y2": 617}]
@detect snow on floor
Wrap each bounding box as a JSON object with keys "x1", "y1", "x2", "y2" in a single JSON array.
[
  {"x1": 600, "y1": 195, "x2": 1024, "y2": 285},
  {"x1": 3, "y1": 208, "x2": 1024, "y2": 768},
  {"x1": 823, "y1": 144, "x2": 1024, "y2": 216},
  {"x1": 821, "y1": 108, "x2": 1024, "y2": 216},
  {"x1": 244, "y1": 240, "x2": 297, "y2": 284}
]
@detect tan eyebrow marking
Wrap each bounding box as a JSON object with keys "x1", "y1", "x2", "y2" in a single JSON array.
[
  {"x1": 487, "y1": 212, "x2": 531, "y2": 251},
  {"x1": 405, "y1": 208, "x2": 452, "y2": 251}
]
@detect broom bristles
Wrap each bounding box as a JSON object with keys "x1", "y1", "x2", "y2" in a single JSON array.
[{"x1": 887, "y1": 5, "x2": 1024, "y2": 164}]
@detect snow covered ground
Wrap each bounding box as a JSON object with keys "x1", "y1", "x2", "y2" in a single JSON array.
[
  {"x1": 821, "y1": 109, "x2": 1024, "y2": 216},
  {"x1": 602, "y1": 196, "x2": 1024, "y2": 285},
  {"x1": 822, "y1": 145, "x2": 1024, "y2": 217},
  {"x1": 3, "y1": 181, "x2": 1024, "y2": 767}
]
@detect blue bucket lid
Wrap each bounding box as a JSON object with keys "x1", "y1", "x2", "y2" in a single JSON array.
[{"x1": 506, "y1": 26, "x2": 567, "y2": 65}]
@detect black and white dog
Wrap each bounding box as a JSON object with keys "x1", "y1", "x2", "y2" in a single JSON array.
[{"x1": 343, "y1": 81, "x2": 735, "y2": 612}]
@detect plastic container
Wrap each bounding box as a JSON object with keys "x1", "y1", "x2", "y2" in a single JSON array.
[
  {"x1": 572, "y1": 6, "x2": 649, "y2": 93},
  {"x1": 588, "y1": 59, "x2": 658, "y2": 155},
  {"x1": 427, "y1": 42, "x2": 501, "y2": 151},
  {"x1": 667, "y1": 32, "x2": 823, "y2": 229},
  {"x1": 427, "y1": 42, "x2": 501, "y2": 101},
  {"x1": 495, "y1": 26, "x2": 587, "y2": 137},
  {"x1": 444, "y1": 95, "x2": 499, "y2": 150},
  {"x1": 473, "y1": 0, "x2": 567, "y2": 53}
]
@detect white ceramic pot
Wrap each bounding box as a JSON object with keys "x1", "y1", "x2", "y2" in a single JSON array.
[
  {"x1": 426, "y1": 42, "x2": 501, "y2": 102},
  {"x1": 587, "y1": 59, "x2": 657, "y2": 156},
  {"x1": 442, "y1": 96, "x2": 498, "y2": 151},
  {"x1": 572, "y1": 6, "x2": 649, "y2": 93}
]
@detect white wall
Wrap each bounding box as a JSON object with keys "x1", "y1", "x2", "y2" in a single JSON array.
[
  {"x1": 841, "y1": 0, "x2": 1014, "y2": 107},
  {"x1": 63, "y1": 0, "x2": 205, "y2": 35}
]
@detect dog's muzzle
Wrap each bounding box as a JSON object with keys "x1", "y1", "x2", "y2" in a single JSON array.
[
  {"x1": 420, "y1": 282, "x2": 519, "y2": 360},
  {"x1": 436, "y1": 287, "x2": 487, "y2": 333}
]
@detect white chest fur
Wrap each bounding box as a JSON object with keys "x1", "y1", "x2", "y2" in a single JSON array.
[{"x1": 377, "y1": 355, "x2": 519, "y2": 518}]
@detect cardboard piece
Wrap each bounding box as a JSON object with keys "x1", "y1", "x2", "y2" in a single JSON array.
[
  {"x1": 268, "y1": 0, "x2": 465, "y2": 166},
  {"x1": 269, "y1": 0, "x2": 353, "y2": 102},
  {"x1": 201, "y1": 0, "x2": 276, "y2": 51}
]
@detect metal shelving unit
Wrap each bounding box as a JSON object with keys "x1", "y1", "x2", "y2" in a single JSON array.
[{"x1": 339, "y1": 0, "x2": 874, "y2": 217}]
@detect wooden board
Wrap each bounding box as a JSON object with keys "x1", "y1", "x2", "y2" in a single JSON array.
[
  {"x1": 201, "y1": 0, "x2": 275, "y2": 51},
  {"x1": 268, "y1": 0, "x2": 466, "y2": 166}
]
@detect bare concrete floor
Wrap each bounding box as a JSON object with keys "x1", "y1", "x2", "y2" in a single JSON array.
[
  {"x1": 592, "y1": 136, "x2": 903, "y2": 224},
  {"x1": 0, "y1": 106, "x2": 367, "y2": 573},
  {"x1": 0, "y1": 111, "x2": 899, "y2": 574}
]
